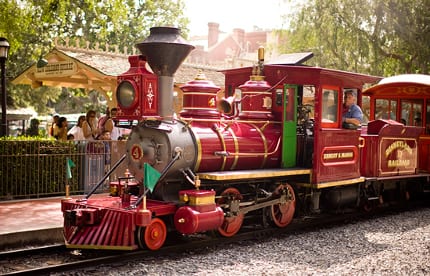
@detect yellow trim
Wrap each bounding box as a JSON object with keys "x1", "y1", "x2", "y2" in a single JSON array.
[
  {"x1": 242, "y1": 91, "x2": 272, "y2": 96},
  {"x1": 358, "y1": 137, "x2": 365, "y2": 148},
  {"x1": 214, "y1": 126, "x2": 227, "y2": 170},
  {"x1": 296, "y1": 177, "x2": 365, "y2": 189},
  {"x1": 198, "y1": 168, "x2": 311, "y2": 181},
  {"x1": 183, "y1": 92, "x2": 218, "y2": 96},
  {"x1": 189, "y1": 195, "x2": 215, "y2": 205},
  {"x1": 179, "y1": 117, "x2": 281, "y2": 125},
  {"x1": 65, "y1": 243, "x2": 137, "y2": 250},
  {"x1": 179, "y1": 193, "x2": 189, "y2": 203},
  {"x1": 182, "y1": 107, "x2": 217, "y2": 110},
  {"x1": 180, "y1": 192, "x2": 215, "y2": 205},
  {"x1": 250, "y1": 123, "x2": 268, "y2": 168},
  {"x1": 230, "y1": 127, "x2": 239, "y2": 170},
  {"x1": 193, "y1": 129, "x2": 202, "y2": 172},
  {"x1": 240, "y1": 110, "x2": 273, "y2": 114}
]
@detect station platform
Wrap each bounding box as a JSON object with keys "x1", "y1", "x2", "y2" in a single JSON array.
[{"x1": 0, "y1": 196, "x2": 67, "y2": 250}]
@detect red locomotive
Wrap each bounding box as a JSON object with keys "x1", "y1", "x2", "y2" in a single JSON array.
[{"x1": 61, "y1": 27, "x2": 430, "y2": 250}]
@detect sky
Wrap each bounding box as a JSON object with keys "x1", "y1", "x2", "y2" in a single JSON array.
[{"x1": 183, "y1": 0, "x2": 303, "y2": 36}]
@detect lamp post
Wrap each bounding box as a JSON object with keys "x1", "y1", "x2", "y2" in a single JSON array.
[{"x1": 0, "y1": 37, "x2": 10, "y2": 137}]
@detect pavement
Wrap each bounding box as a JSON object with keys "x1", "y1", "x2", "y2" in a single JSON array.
[{"x1": 0, "y1": 197, "x2": 65, "y2": 249}]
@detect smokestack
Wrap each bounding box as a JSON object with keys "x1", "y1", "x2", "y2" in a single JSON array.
[
  {"x1": 136, "y1": 27, "x2": 195, "y2": 119},
  {"x1": 233, "y1": 28, "x2": 245, "y2": 48},
  {"x1": 208, "y1": 22, "x2": 219, "y2": 48}
]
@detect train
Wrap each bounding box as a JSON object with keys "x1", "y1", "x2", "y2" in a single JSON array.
[{"x1": 61, "y1": 27, "x2": 430, "y2": 250}]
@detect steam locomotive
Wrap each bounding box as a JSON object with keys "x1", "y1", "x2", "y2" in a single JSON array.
[{"x1": 61, "y1": 27, "x2": 430, "y2": 250}]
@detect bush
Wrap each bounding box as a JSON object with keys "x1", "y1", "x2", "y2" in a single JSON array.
[{"x1": 0, "y1": 136, "x2": 79, "y2": 199}]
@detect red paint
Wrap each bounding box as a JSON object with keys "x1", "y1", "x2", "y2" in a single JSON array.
[
  {"x1": 180, "y1": 74, "x2": 221, "y2": 117},
  {"x1": 192, "y1": 121, "x2": 281, "y2": 172},
  {"x1": 174, "y1": 206, "x2": 224, "y2": 234},
  {"x1": 361, "y1": 120, "x2": 420, "y2": 177},
  {"x1": 61, "y1": 197, "x2": 177, "y2": 249},
  {"x1": 238, "y1": 78, "x2": 273, "y2": 119},
  {"x1": 116, "y1": 55, "x2": 158, "y2": 120},
  {"x1": 313, "y1": 129, "x2": 361, "y2": 183}
]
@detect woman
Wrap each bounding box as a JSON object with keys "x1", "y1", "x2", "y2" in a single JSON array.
[
  {"x1": 56, "y1": 117, "x2": 68, "y2": 141},
  {"x1": 82, "y1": 110, "x2": 99, "y2": 140},
  {"x1": 67, "y1": 115, "x2": 86, "y2": 141},
  {"x1": 49, "y1": 114, "x2": 60, "y2": 138}
]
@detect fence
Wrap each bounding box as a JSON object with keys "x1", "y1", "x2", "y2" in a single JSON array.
[{"x1": 0, "y1": 140, "x2": 128, "y2": 201}]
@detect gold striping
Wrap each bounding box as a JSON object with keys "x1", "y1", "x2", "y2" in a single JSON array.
[
  {"x1": 296, "y1": 177, "x2": 365, "y2": 189},
  {"x1": 179, "y1": 117, "x2": 281, "y2": 124},
  {"x1": 182, "y1": 107, "x2": 218, "y2": 110},
  {"x1": 65, "y1": 243, "x2": 136, "y2": 250},
  {"x1": 198, "y1": 168, "x2": 311, "y2": 181},
  {"x1": 240, "y1": 111, "x2": 275, "y2": 114},
  {"x1": 192, "y1": 129, "x2": 202, "y2": 171},
  {"x1": 242, "y1": 91, "x2": 272, "y2": 96},
  {"x1": 183, "y1": 92, "x2": 218, "y2": 96},
  {"x1": 179, "y1": 193, "x2": 215, "y2": 205},
  {"x1": 189, "y1": 196, "x2": 215, "y2": 205},
  {"x1": 250, "y1": 122, "x2": 268, "y2": 168},
  {"x1": 214, "y1": 125, "x2": 227, "y2": 170},
  {"x1": 229, "y1": 127, "x2": 239, "y2": 170}
]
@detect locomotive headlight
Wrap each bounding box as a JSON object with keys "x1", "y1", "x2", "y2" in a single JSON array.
[{"x1": 117, "y1": 80, "x2": 137, "y2": 108}]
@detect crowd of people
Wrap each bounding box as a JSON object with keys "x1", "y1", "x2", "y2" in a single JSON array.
[{"x1": 46, "y1": 107, "x2": 122, "y2": 141}]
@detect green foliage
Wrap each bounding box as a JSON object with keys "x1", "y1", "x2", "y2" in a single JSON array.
[
  {"x1": 0, "y1": 138, "x2": 79, "y2": 199},
  {"x1": 1, "y1": 0, "x2": 189, "y2": 114},
  {"x1": 284, "y1": 0, "x2": 430, "y2": 75},
  {"x1": 11, "y1": 84, "x2": 61, "y2": 114}
]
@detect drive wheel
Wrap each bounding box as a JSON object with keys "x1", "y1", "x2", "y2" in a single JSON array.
[
  {"x1": 217, "y1": 187, "x2": 244, "y2": 237},
  {"x1": 269, "y1": 183, "x2": 296, "y2": 228},
  {"x1": 362, "y1": 201, "x2": 376, "y2": 212},
  {"x1": 137, "y1": 218, "x2": 167, "y2": 250}
]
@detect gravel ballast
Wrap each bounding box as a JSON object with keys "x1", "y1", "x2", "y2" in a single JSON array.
[{"x1": 64, "y1": 207, "x2": 430, "y2": 275}]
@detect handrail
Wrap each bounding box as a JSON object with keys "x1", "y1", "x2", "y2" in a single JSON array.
[{"x1": 84, "y1": 154, "x2": 126, "y2": 199}]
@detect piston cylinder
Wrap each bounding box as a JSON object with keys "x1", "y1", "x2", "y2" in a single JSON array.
[{"x1": 174, "y1": 205, "x2": 224, "y2": 234}]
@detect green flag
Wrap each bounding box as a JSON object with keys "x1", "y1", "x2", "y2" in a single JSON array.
[
  {"x1": 66, "y1": 158, "x2": 76, "y2": 179},
  {"x1": 144, "y1": 163, "x2": 161, "y2": 192}
]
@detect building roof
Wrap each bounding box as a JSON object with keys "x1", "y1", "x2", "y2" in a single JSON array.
[
  {"x1": 267, "y1": 52, "x2": 314, "y2": 65},
  {"x1": 12, "y1": 43, "x2": 225, "y2": 107}
]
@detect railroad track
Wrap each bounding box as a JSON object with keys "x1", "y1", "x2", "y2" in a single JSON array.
[
  {"x1": 0, "y1": 244, "x2": 65, "y2": 259},
  {"x1": 1, "y1": 202, "x2": 426, "y2": 275}
]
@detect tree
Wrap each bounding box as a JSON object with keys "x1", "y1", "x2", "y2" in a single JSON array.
[
  {"x1": 0, "y1": 0, "x2": 189, "y2": 114},
  {"x1": 282, "y1": 0, "x2": 430, "y2": 76}
]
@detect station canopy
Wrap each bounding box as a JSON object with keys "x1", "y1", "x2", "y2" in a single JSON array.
[
  {"x1": 12, "y1": 39, "x2": 132, "y2": 107},
  {"x1": 12, "y1": 38, "x2": 225, "y2": 108}
]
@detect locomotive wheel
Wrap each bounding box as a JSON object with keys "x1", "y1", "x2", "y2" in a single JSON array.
[
  {"x1": 269, "y1": 184, "x2": 296, "y2": 228},
  {"x1": 137, "y1": 218, "x2": 167, "y2": 250},
  {"x1": 217, "y1": 187, "x2": 244, "y2": 237},
  {"x1": 362, "y1": 195, "x2": 383, "y2": 212},
  {"x1": 362, "y1": 201, "x2": 376, "y2": 212}
]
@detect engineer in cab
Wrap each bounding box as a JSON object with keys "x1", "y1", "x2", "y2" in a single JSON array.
[{"x1": 342, "y1": 89, "x2": 363, "y2": 129}]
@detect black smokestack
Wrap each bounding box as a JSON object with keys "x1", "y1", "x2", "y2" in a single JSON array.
[{"x1": 136, "y1": 27, "x2": 195, "y2": 118}]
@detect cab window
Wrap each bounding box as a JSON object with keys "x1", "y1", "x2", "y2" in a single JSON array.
[{"x1": 321, "y1": 88, "x2": 339, "y2": 127}]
